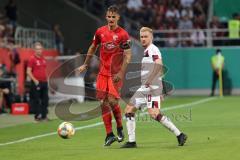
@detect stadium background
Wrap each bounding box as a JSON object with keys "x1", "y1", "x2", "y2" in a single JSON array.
[
  {"x1": 0, "y1": 1, "x2": 240, "y2": 160},
  {"x1": 1, "y1": 0, "x2": 240, "y2": 101}
]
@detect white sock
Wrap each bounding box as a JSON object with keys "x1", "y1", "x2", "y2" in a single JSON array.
[
  {"x1": 160, "y1": 115, "x2": 181, "y2": 136},
  {"x1": 126, "y1": 116, "x2": 136, "y2": 142}
]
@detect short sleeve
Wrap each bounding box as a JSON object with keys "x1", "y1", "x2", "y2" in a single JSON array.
[
  {"x1": 92, "y1": 29, "x2": 101, "y2": 46},
  {"x1": 28, "y1": 57, "x2": 34, "y2": 69},
  {"x1": 151, "y1": 47, "x2": 162, "y2": 61},
  {"x1": 120, "y1": 31, "x2": 131, "y2": 50},
  {"x1": 121, "y1": 31, "x2": 130, "y2": 45}
]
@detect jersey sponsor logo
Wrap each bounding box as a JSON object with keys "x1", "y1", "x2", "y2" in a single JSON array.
[{"x1": 103, "y1": 42, "x2": 118, "y2": 52}]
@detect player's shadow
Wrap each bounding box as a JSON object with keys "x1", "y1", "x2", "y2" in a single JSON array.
[{"x1": 107, "y1": 141, "x2": 180, "y2": 150}]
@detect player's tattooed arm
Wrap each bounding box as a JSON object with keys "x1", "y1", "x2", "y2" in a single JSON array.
[
  {"x1": 78, "y1": 44, "x2": 98, "y2": 73},
  {"x1": 145, "y1": 58, "x2": 163, "y2": 87},
  {"x1": 113, "y1": 48, "x2": 132, "y2": 83}
]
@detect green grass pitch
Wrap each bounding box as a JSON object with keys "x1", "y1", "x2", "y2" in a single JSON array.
[{"x1": 0, "y1": 96, "x2": 240, "y2": 160}]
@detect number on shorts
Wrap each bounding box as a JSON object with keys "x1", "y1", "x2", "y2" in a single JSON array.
[{"x1": 147, "y1": 95, "x2": 151, "y2": 102}]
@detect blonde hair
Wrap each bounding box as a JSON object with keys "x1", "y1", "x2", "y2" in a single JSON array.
[
  {"x1": 34, "y1": 41, "x2": 43, "y2": 48},
  {"x1": 140, "y1": 27, "x2": 153, "y2": 34}
]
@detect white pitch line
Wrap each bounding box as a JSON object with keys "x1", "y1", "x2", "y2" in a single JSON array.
[
  {"x1": 0, "y1": 122, "x2": 103, "y2": 147},
  {"x1": 0, "y1": 97, "x2": 216, "y2": 147},
  {"x1": 135, "y1": 97, "x2": 217, "y2": 117}
]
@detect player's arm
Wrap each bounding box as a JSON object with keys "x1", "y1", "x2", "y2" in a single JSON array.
[
  {"x1": 113, "y1": 42, "x2": 132, "y2": 82},
  {"x1": 84, "y1": 43, "x2": 98, "y2": 66},
  {"x1": 78, "y1": 43, "x2": 98, "y2": 73},
  {"x1": 145, "y1": 58, "x2": 163, "y2": 87},
  {"x1": 120, "y1": 48, "x2": 132, "y2": 75},
  {"x1": 27, "y1": 67, "x2": 39, "y2": 85},
  {"x1": 78, "y1": 29, "x2": 100, "y2": 73}
]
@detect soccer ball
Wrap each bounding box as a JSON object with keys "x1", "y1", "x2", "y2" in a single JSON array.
[{"x1": 57, "y1": 122, "x2": 75, "y2": 139}]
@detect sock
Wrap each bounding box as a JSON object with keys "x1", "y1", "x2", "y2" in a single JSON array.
[
  {"x1": 112, "y1": 104, "x2": 123, "y2": 129},
  {"x1": 155, "y1": 114, "x2": 181, "y2": 136},
  {"x1": 126, "y1": 113, "x2": 136, "y2": 142},
  {"x1": 101, "y1": 105, "x2": 112, "y2": 135}
]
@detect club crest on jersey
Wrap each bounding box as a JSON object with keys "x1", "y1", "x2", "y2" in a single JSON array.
[
  {"x1": 113, "y1": 34, "x2": 118, "y2": 41},
  {"x1": 144, "y1": 50, "x2": 149, "y2": 57},
  {"x1": 36, "y1": 60, "x2": 41, "y2": 66}
]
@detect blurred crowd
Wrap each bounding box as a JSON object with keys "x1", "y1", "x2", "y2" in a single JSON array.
[
  {"x1": 123, "y1": 0, "x2": 209, "y2": 47},
  {"x1": 0, "y1": 0, "x2": 17, "y2": 49},
  {"x1": 72, "y1": 0, "x2": 209, "y2": 44},
  {"x1": 72, "y1": 0, "x2": 240, "y2": 47},
  {"x1": 0, "y1": 0, "x2": 19, "y2": 114}
]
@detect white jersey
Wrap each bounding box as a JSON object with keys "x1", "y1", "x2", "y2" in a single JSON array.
[
  {"x1": 129, "y1": 43, "x2": 163, "y2": 110},
  {"x1": 141, "y1": 43, "x2": 162, "y2": 85}
]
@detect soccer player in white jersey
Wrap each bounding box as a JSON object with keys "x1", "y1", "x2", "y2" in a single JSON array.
[{"x1": 121, "y1": 27, "x2": 187, "y2": 148}]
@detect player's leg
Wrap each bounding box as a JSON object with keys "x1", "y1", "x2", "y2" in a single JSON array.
[
  {"x1": 121, "y1": 90, "x2": 145, "y2": 148},
  {"x1": 211, "y1": 71, "x2": 218, "y2": 96},
  {"x1": 147, "y1": 96, "x2": 187, "y2": 146},
  {"x1": 96, "y1": 75, "x2": 115, "y2": 146},
  {"x1": 108, "y1": 95, "x2": 124, "y2": 142},
  {"x1": 100, "y1": 99, "x2": 117, "y2": 146},
  {"x1": 40, "y1": 82, "x2": 49, "y2": 120},
  {"x1": 108, "y1": 77, "x2": 124, "y2": 142},
  {"x1": 121, "y1": 104, "x2": 137, "y2": 148},
  {"x1": 30, "y1": 81, "x2": 41, "y2": 121}
]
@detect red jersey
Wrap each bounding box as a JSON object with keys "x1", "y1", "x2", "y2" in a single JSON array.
[
  {"x1": 92, "y1": 25, "x2": 130, "y2": 76},
  {"x1": 28, "y1": 55, "x2": 47, "y2": 82}
]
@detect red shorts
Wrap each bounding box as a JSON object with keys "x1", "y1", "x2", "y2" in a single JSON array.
[{"x1": 96, "y1": 74, "x2": 123, "y2": 100}]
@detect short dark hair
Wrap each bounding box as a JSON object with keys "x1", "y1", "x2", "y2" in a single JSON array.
[
  {"x1": 107, "y1": 5, "x2": 119, "y2": 14},
  {"x1": 216, "y1": 48, "x2": 221, "y2": 54},
  {"x1": 232, "y1": 13, "x2": 239, "y2": 18}
]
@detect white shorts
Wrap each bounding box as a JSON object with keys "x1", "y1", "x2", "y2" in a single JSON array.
[{"x1": 129, "y1": 85, "x2": 161, "y2": 110}]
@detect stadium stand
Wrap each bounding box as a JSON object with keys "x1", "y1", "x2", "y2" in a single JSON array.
[
  {"x1": 70, "y1": 0, "x2": 240, "y2": 48},
  {"x1": 1, "y1": 0, "x2": 240, "y2": 114}
]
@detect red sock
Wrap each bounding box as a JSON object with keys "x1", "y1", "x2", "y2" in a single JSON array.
[
  {"x1": 101, "y1": 105, "x2": 112, "y2": 134},
  {"x1": 112, "y1": 104, "x2": 123, "y2": 129}
]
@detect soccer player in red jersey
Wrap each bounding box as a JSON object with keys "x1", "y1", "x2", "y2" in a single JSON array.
[{"x1": 78, "y1": 5, "x2": 132, "y2": 146}]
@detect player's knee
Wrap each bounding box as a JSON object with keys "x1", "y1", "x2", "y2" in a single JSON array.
[
  {"x1": 149, "y1": 113, "x2": 157, "y2": 119},
  {"x1": 125, "y1": 104, "x2": 135, "y2": 114},
  {"x1": 108, "y1": 97, "x2": 118, "y2": 107},
  {"x1": 150, "y1": 112, "x2": 163, "y2": 122},
  {"x1": 100, "y1": 99, "x2": 109, "y2": 107},
  {"x1": 148, "y1": 109, "x2": 161, "y2": 120}
]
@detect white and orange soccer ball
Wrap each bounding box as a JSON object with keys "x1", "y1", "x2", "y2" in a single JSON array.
[{"x1": 57, "y1": 122, "x2": 75, "y2": 139}]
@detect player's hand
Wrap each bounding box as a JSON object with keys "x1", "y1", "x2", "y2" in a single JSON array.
[
  {"x1": 113, "y1": 71, "x2": 123, "y2": 83},
  {"x1": 34, "y1": 80, "x2": 39, "y2": 86},
  {"x1": 77, "y1": 64, "x2": 88, "y2": 74},
  {"x1": 2, "y1": 88, "x2": 10, "y2": 94}
]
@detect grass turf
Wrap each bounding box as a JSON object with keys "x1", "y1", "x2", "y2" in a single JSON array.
[{"x1": 0, "y1": 96, "x2": 239, "y2": 160}]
